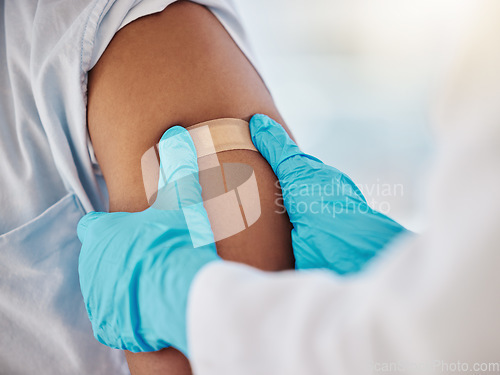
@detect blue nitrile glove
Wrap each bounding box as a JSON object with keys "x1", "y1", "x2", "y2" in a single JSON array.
[
  {"x1": 77, "y1": 126, "x2": 220, "y2": 356},
  {"x1": 250, "y1": 114, "x2": 407, "y2": 274}
]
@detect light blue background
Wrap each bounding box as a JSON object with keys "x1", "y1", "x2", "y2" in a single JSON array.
[{"x1": 232, "y1": 0, "x2": 470, "y2": 231}]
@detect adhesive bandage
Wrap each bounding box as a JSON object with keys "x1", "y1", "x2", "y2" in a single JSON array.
[{"x1": 186, "y1": 118, "x2": 258, "y2": 171}]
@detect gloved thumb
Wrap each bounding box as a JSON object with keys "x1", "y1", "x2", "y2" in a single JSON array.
[
  {"x1": 77, "y1": 211, "x2": 107, "y2": 243},
  {"x1": 154, "y1": 126, "x2": 214, "y2": 247},
  {"x1": 154, "y1": 126, "x2": 203, "y2": 210},
  {"x1": 249, "y1": 114, "x2": 322, "y2": 180}
]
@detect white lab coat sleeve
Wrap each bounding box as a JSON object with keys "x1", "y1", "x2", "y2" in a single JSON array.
[
  {"x1": 186, "y1": 2, "x2": 500, "y2": 372},
  {"x1": 187, "y1": 221, "x2": 500, "y2": 375}
]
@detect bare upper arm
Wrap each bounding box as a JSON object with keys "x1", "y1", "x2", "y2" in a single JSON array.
[
  {"x1": 87, "y1": 1, "x2": 293, "y2": 374},
  {"x1": 87, "y1": 0, "x2": 290, "y2": 212}
]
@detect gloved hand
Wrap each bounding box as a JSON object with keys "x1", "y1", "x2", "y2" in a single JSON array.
[
  {"x1": 77, "y1": 126, "x2": 220, "y2": 356},
  {"x1": 250, "y1": 114, "x2": 407, "y2": 274}
]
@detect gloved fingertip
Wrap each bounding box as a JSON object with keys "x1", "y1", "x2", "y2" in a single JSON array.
[
  {"x1": 159, "y1": 125, "x2": 192, "y2": 144},
  {"x1": 249, "y1": 114, "x2": 301, "y2": 174},
  {"x1": 152, "y1": 126, "x2": 203, "y2": 209},
  {"x1": 158, "y1": 126, "x2": 197, "y2": 158},
  {"x1": 249, "y1": 114, "x2": 276, "y2": 143},
  {"x1": 249, "y1": 113, "x2": 272, "y2": 127},
  {"x1": 77, "y1": 211, "x2": 107, "y2": 243},
  {"x1": 157, "y1": 126, "x2": 199, "y2": 188}
]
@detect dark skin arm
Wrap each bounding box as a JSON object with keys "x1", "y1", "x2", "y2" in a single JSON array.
[{"x1": 87, "y1": 1, "x2": 294, "y2": 373}]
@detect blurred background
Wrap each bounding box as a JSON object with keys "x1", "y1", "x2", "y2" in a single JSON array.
[{"x1": 232, "y1": 0, "x2": 477, "y2": 232}]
